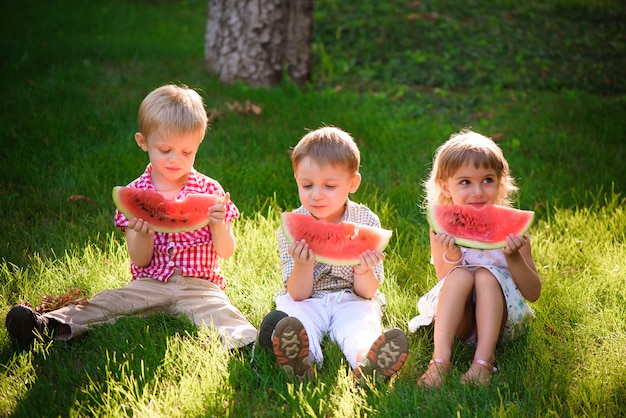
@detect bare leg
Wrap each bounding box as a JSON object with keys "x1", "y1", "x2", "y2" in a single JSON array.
[
  {"x1": 418, "y1": 268, "x2": 475, "y2": 388},
  {"x1": 462, "y1": 268, "x2": 505, "y2": 386}
]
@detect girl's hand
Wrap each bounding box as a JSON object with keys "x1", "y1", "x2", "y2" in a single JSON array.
[
  {"x1": 128, "y1": 217, "x2": 155, "y2": 236},
  {"x1": 289, "y1": 239, "x2": 314, "y2": 266},
  {"x1": 431, "y1": 230, "x2": 458, "y2": 250},
  {"x1": 431, "y1": 229, "x2": 462, "y2": 258},
  {"x1": 353, "y1": 249, "x2": 385, "y2": 275},
  {"x1": 503, "y1": 233, "x2": 528, "y2": 255},
  {"x1": 208, "y1": 192, "x2": 230, "y2": 225}
]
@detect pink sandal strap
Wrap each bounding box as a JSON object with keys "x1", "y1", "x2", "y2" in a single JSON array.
[
  {"x1": 472, "y1": 359, "x2": 497, "y2": 373},
  {"x1": 418, "y1": 358, "x2": 451, "y2": 388},
  {"x1": 429, "y1": 358, "x2": 450, "y2": 367}
]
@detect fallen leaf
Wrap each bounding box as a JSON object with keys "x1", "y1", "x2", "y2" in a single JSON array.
[
  {"x1": 35, "y1": 286, "x2": 89, "y2": 313},
  {"x1": 67, "y1": 195, "x2": 94, "y2": 203}
]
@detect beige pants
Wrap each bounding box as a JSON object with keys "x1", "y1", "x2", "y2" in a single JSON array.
[{"x1": 45, "y1": 275, "x2": 257, "y2": 349}]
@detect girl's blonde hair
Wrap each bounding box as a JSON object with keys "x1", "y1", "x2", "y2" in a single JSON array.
[
  {"x1": 423, "y1": 129, "x2": 517, "y2": 208},
  {"x1": 291, "y1": 126, "x2": 360, "y2": 174},
  {"x1": 137, "y1": 84, "x2": 208, "y2": 139}
]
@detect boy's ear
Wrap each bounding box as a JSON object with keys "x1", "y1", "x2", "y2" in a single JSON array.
[
  {"x1": 349, "y1": 173, "x2": 362, "y2": 193},
  {"x1": 135, "y1": 132, "x2": 148, "y2": 151}
]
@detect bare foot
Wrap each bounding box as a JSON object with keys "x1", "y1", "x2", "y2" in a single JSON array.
[
  {"x1": 461, "y1": 359, "x2": 497, "y2": 386},
  {"x1": 417, "y1": 358, "x2": 450, "y2": 389}
]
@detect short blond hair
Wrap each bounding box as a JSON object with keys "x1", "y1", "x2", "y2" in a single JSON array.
[
  {"x1": 423, "y1": 129, "x2": 518, "y2": 208},
  {"x1": 137, "y1": 84, "x2": 208, "y2": 139},
  {"x1": 291, "y1": 126, "x2": 360, "y2": 173}
]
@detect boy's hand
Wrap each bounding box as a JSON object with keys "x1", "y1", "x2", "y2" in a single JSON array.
[
  {"x1": 289, "y1": 239, "x2": 314, "y2": 265},
  {"x1": 353, "y1": 249, "x2": 385, "y2": 275},
  {"x1": 127, "y1": 217, "x2": 155, "y2": 236},
  {"x1": 208, "y1": 192, "x2": 230, "y2": 225}
]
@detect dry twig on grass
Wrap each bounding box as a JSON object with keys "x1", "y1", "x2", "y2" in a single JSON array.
[{"x1": 19, "y1": 287, "x2": 89, "y2": 314}]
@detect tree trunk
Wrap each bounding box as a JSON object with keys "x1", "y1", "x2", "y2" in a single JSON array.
[
  {"x1": 204, "y1": 0, "x2": 312, "y2": 87},
  {"x1": 284, "y1": 0, "x2": 313, "y2": 84}
]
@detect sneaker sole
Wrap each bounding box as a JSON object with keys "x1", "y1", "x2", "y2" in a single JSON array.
[
  {"x1": 363, "y1": 328, "x2": 409, "y2": 379},
  {"x1": 272, "y1": 317, "x2": 313, "y2": 381}
]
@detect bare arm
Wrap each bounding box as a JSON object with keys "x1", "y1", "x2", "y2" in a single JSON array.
[
  {"x1": 503, "y1": 234, "x2": 542, "y2": 302},
  {"x1": 125, "y1": 218, "x2": 155, "y2": 267},
  {"x1": 430, "y1": 229, "x2": 463, "y2": 280},
  {"x1": 352, "y1": 249, "x2": 385, "y2": 299},
  {"x1": 209, "y1": 221, "x2": 235, "y2": 259},
  {"x1": 207, "y1": 192, "x2": 235, "y2": 259},
  {"x1": 286, "y1": 240, "x2": 315, "y2": 301}
]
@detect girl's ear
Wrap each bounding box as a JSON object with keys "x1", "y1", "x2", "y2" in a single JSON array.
[
  {"x1": 135, "y1": 132, "x2": 148, "y2": 151},
  {"x1": 438, "y1": 179, "x2": 451, "y2": 198},
  {"x1": 349, "y1": 173, "x2": 362, "y2": 193}
]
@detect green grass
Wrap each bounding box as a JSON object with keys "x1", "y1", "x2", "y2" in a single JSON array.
[{"x1": 1, "y1": 0, "x2": 625, "y2": 416}]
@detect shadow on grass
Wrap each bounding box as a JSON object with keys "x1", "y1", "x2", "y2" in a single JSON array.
[
  {"x1": 399, "y1": 324, "x2": 556, "y2": 416},
  {"x1": 231, "y1": 338, "x2": 351, "y2": 417},
  {"x1": 1, "y1": 314, "x2": 197, "y2": 417}
]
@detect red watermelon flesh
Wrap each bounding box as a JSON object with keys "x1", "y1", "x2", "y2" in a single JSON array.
[
  {"x1": 281, "y1": 212, "x2": 393, "y2": 266},
  {"x1": 427, "y1": 204, "x2": 535, "y2": 250},
  {"x1": 112, "y1": 186, "x2": 221, "y2": 233}
]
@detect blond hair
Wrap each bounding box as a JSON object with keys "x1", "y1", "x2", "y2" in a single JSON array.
[
  {"x1": 423, "y1": 129, "x2": 517, "y2": 208},
  {"x1": 291, "y1": 126, "x2": 360, "y2": 173},
  {"x1": 137, "y1": 84, "x2": 208, "y2": 139}
]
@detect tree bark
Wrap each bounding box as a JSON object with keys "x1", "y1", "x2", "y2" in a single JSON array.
[{"x1": 205, "y1": 0, "x2": 312, "y2": 87}]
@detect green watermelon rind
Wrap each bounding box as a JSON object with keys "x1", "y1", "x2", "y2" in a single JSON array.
[
  {"x1": 427, "y1": 204, "x2": 535, "y2": 250},
  {"x1": 280, "y1": 212, "x2": 393, "y2": 266},
  {"x1": 112, "y1": 186, "x2": 221, "y2": 233}
]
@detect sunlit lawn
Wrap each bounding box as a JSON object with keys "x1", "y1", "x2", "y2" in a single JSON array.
[{"x1": 1, "y1": 0, "x2": 625, "y2": 416}]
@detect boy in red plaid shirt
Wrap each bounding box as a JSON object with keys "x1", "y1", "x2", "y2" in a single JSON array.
[{"x1": 6, "y1": 84, "x2": 257, "y2": 350}]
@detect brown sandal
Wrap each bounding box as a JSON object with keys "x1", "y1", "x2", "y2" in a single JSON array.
[
  {"x1": 417, "y1": 358, "x2": 450, "y2": 389},
  {"x1": 462, "y1": 359, "x2": 497, "y2": 386}
]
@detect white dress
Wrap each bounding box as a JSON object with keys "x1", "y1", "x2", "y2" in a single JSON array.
[{"x1": 408, "y1": 247, "x2": 535, "y2": 343}]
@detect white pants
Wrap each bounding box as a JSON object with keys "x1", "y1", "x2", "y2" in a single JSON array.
[{"x1": 275, "y1": 291, "x2": 382, "y2": 369}]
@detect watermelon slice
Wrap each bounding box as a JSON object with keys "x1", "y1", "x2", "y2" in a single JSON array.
[
  {"x1": 427, "y1": 204, "x2": 535, "y2": 250},
  {"x1": 112, "y1": 186, "x2": 221, "y2": 233},
  {"x1": 280, "y1": 212, "x2": 393, "y2": 266}
]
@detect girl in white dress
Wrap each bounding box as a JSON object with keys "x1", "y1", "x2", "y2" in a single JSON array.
[{"x1": 411, "y1": 130, "x2": 541, "y2": 388}]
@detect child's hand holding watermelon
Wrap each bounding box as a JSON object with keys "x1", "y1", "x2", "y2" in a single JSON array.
[
  {"x1": 207, "y1": 192, "x2": 230, "y2": 225},
  {"x1": 289, "y1": 239, "x2": 314, "y2": 264},
  {"x1": 353, "y1": 249, "x2": 386, "y2": 276}
]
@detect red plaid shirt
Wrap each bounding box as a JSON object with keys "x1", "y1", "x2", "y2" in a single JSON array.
[{"x1": 114, "y1": 164, "x2": 239, "y2": 289}]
